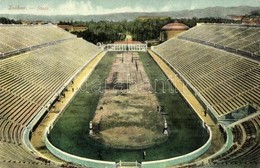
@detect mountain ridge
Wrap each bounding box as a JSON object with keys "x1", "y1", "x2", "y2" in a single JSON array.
[{"x1": 0, "y1": 6, "x2": 259, "y2": 22}]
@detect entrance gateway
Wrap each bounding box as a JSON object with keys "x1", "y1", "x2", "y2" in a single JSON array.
[
  {"x1": 116, "y1": 161, "x2": 142, "y2": 168},
  {"x1": 105, "y1": 43, "x2": 147, "y2": 52}
]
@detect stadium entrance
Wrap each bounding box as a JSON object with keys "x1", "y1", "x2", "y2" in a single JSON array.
[{"x1": 105, "y1": 43, "x2": 147, "y2": 52}]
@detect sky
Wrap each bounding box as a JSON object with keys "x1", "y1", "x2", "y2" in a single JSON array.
[{"x1": 0, "y1": 0, "x2": 259, "y2": 15}]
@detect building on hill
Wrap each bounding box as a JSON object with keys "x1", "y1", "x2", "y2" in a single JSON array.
[
  {"x1": 242, "y1": 16, "x2": 260, "y2": 25},
  {"x1": 227, "y1": 15, "x2": 244, "y2": 21},
  {"x1": 160, "y1": 22, "x2": 189, "y2": 41},
  {"x1": 227, "y1": 14, "x2": 260, "y2": 25}
]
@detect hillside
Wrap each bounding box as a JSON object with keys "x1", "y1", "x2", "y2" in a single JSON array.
[{"x1": 0, "y1": 6, "x2": 259, "y2": 22}]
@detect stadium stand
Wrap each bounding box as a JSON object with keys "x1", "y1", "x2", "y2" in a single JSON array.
[
  {"x1": 153, "y1": 38, "x2": 259, "y2": 120},
  {"x1": 0, "y1": 25, "x2": 75, "y2": 57},
  {"x1": 210, "y1": 114, "x2": 260, "y2": 164},
  {"x1": 152, "y1": 23, "x2": 260, "y2": 166},
  {"x1": 179, "y1": 24, "x2": 260, "y2": 58},
  {"x1": 1, "y1": 22, "x2": 259, "y2": 167},
  {"x1": 0, "y1": 25, "x2": 102, "y2": 166}
]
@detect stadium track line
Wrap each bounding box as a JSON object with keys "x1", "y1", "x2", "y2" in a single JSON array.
[
  {"x1": 148, "y1": 49, "x2": 225, "y2": 165},
  {"x1": 30, "y1": 51, "x2": 107, "y2": 164}
]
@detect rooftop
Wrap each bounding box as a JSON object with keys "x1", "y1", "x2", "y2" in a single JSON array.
[{"x1": 162, "y1": 22, "x2": 189, "y2": 30}]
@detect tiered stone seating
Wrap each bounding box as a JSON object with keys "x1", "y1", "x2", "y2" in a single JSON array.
[
  {"x1": 153, "y1": 24, "x2": 260, "y2": 166},
  {"x1": 180, "y1": 24, "x2": 260, "y2": 57},
  {"x1": 0, "y1": 118, "x2": 24, "y2": 144},
  {"x1": 232, "y1": 125, "x2": 243, "y2": 145},
  {"x1": 153, "y1": 38, "x2": 260, "y2": 118},
  {"x1": 0, "y1": 25, "x2": 75, "y2": 55},
  {"x1": 0, "y1": 141, "x2": 39, "y2": 163},
  {"x1": 0, "y1": 25, "x2": 102, "y2": 165},
  {"x1": 0, "y1": 162, "x2": 60, "y2": 168},
  {"x1": 210, "y1": 115, "x2": 260, "y2": 164},
  {"x1": 5, "y1": 39, "x2": 99, "y2": 115},
  {"x1": 0, "y1": 140, "x2": 64, "y2": 167},
  {"x1": 0, "y1": 38, "x2": 100, "y2": 127}
]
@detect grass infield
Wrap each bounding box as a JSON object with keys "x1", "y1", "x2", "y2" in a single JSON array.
[{"x1": 49, "y1": 51, "x2": 209, "y2": 162}]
